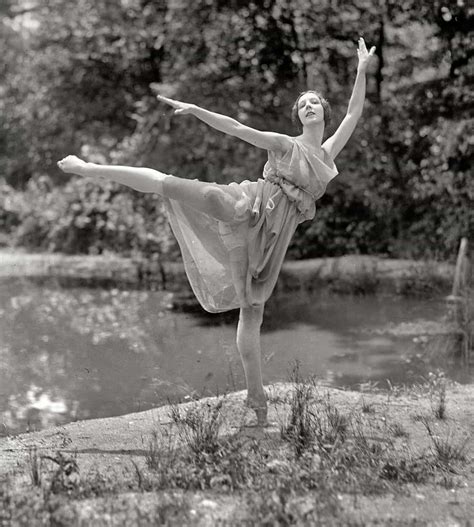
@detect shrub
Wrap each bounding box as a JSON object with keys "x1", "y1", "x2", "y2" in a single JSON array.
[{"x1": 1, "y1": 175, "x2": 177, "y2": 258}]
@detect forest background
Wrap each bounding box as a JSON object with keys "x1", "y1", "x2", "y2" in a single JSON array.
[{"x1": 0, "y1": 0, "x2": 472, "y2": 263}]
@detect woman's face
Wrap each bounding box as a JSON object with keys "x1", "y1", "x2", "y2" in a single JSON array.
[{"x1": 297, "y1": 92, "x2": 324, "y2": 127}]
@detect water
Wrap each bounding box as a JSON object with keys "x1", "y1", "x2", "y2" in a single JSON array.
[{"x1": 0, "y1": 277, "x2": 471, "y2": 436}]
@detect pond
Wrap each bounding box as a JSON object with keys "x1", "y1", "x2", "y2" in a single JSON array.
[{"x1": 0, "y1": 277, "x2": 471, "y2": 436}]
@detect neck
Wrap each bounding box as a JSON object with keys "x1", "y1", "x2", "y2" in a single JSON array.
[{"x1": 299, "y1": 124, "x2": 324, "y2": 149}]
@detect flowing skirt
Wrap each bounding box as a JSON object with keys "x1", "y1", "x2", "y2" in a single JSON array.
[{"x1": 164, "y1": 178, "x2": 303, "y2": 313}]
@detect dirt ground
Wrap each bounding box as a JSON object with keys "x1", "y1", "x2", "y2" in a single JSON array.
[{"x1": 1, "y1": 382, "x2": 473, "y2": 525}]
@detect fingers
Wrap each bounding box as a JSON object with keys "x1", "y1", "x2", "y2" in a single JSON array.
[
  {"x1": 157, "y1": 94, "x2": 172, "y2": 105},
  {"x1": 156, "y1": 94, "x2": 178, "y2": 108},
  {"x1": 357, "y1": 38, "x2": 376, "y2": 59},
  {"x1": 358, "y1": 37, "x2": 367, "y2": 52}
]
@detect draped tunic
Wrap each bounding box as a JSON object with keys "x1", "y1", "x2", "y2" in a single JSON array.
[{"x1": 164, "y1": 138, "x2": 338, "y2": 313}]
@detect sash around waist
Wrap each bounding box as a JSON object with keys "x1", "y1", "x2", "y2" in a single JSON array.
[
  {"x1": 263, "y1": 174, "x2": 316, "y2": 221},
  {"x1": 264, "y1": 173, "x2": 317, "y2": 201}
]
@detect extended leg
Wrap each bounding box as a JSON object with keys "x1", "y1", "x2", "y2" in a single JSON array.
[
  {"x1": 236, "y1": 304, "x2": 267, "y2": 426},
  {"x1": 57, "y1": 156, "x2": 237, "y2": 222}
]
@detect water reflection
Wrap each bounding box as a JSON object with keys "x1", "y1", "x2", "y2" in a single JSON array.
[{"x1": 0, "y1": 277, "x2": 470, "y2": 436}]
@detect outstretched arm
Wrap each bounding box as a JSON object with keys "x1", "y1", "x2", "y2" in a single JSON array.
[
  {"x1": 157, "y1": 95, "x2": 292, "y2": 153},
  {"x1": 323, "y1": 38, "x2": 376, "y2": 160}
]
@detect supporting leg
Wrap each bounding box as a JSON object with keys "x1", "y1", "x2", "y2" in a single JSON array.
[
  {"x1": 57, "y1": 155, "x2": 237, "y2": 222},
  {"x1": 236, "y1": 304, "x2": 267, "y2": 426},
  {"x1": 228, "y1": 246, "x2": 248, "y2": 306}
]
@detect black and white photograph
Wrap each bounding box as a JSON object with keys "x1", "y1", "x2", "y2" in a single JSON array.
[{"x1": 0, "y1": 0, "x2": 473, "y2": 524}]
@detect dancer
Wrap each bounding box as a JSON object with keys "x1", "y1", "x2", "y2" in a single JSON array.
[{"x1": 58, "y1": 37, "x2": 375, "y2": 426}]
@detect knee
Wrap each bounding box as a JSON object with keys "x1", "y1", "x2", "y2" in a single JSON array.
[
  {"x1": 203, "y1": 186, "x2": 233, "y2": 220},
  {"x1": 202, "y1": 186, "x2": 222, "y2": 206}
]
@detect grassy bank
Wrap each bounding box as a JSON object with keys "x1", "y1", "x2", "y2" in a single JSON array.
[
  {"x1": 1, "y1": 376, "x2": 473, "y2": 526},
  {"x1": 0, "y1": 249, "x2": 456, "y2": 297}
]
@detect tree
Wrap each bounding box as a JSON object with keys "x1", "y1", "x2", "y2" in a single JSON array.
[{"x1": 1, "y1": 0, "x2": 472, "y2": 258}]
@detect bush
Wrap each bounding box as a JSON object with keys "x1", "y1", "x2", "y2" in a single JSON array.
[{"x1": 1, "y1": 175, "x2": 177, "y2": 258}]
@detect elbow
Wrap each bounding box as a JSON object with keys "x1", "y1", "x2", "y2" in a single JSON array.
[
  {"x1": 233, "y1": 122, "x2": 245, "y2": 134},
  {"x1": 230, "y1": 122, "x2": 249, "y2": 140}
]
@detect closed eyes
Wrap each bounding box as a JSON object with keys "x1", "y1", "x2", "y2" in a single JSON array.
[{"x1": 299, "y1": 99, "x2": 320, "y2": 108}]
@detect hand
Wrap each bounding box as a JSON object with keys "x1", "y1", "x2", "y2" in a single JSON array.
[
  {"x1": 156, "y1": 95, "x2": 195, "y2": 115},
  {"x1": 357, "y1": 37, "x2": 376, "y2": 73}
]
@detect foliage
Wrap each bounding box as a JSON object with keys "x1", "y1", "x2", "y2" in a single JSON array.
[
  {"x1": 0, "y1": 174, "x2": 174, "y2": 257},
  {"x1": 0, "y1": 0, "x2": 472, "y2": 259}
]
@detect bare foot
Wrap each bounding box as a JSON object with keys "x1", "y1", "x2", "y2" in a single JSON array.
[{"x1": 57, "y1": 155, "x2": 88, "y2": 176}]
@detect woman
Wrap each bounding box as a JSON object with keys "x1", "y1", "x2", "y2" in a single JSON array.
[{"x1": 58, "y1": 37, "x2": 376, "y2": 426}]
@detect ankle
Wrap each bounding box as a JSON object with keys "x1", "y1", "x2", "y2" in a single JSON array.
[
  {"x1": 80, "y1": 162, "x2": 95, "y2": 176},
  {"x1": 246, "y1": 393, "x2": 267, "y2": 409}
]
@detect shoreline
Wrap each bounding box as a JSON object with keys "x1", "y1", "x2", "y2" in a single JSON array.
[{"x1": 0, "y1": 249, "x2": 456, "y2": 297}]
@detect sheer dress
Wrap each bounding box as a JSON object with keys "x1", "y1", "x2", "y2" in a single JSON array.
[{"x1": 164, "y1": 138, "x2": 338, "y2": 313}]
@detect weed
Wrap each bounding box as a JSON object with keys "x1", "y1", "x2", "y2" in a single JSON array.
[
  {"x1": 380, "y1": 454, "x2": 433, "y2": 484},
  {"x1": 423, "y1": 421, "x2": 469, "y2": 468},
  {"x1": 78, "y1": 467, "x2": 130, "y2": 499},
  {"x1": 388, "y1": 422, "x2": 409, "y2": 438},
  {"x1": 338, "y1": 417, "x2": 392, "y2": 494},
  {"x1": 42, "y1": 451, "x2": 79, "y2": 495},
  {"x1": 170, "y1": 399, "x2": 224, "y2": 458},
  {"x1": 145, "y1": 399, "x2": 264, "y2": 492},
  {"x1": 27, "y1": 447, "x2": 41, "y2": 487},
  {"x1": 5, "y1": 373, "x2": 472, "y2": 525},
  {"x1": 145, "y1": 429, "x2": 160, "y2": 471},
  {"x1": 434, "y1": 390, "x2": 447, "y2": 420},
  {"x1": 131, "y1": 459, "x2": 146, "y2": 491},
  {"x1": 425, "y1": 370, "x2": 448, "y2": 419},
  {"x1": 324, "y1": 400, "x2": 350, "y2": 444},
  {"x1": 411, "y1": 412, "x2": 428, "y2": 423},
  {"x1": 281, "y1": 382, "x2": 316, "y2": 458},
  {"x1": 360, "y1": 397, "x2": 375, "y2": 414},
  {"x1": 145, "y1": 428, "x2": 180, "y2": 490}
]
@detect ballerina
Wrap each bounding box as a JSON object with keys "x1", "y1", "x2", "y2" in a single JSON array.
[{"x1": 58, "y1": 37, "x2": 375, "y2": 426}]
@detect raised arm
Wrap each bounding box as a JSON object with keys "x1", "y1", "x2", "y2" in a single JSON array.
[
  {"x1": 323, "y1": 38, "x2": 376, "y2": 160},
  {"x1": 157, "y1": 95, "x2": 292, "y2": 153}
]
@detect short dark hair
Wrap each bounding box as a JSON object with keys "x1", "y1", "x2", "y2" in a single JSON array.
[{"x1": 291, "y1": 90, "x2": 332, "y2": 129}]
